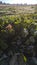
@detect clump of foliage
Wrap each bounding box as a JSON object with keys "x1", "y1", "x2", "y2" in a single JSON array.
[{"x1": 0, "y1": 14, "x2": 37, "y2": 64}]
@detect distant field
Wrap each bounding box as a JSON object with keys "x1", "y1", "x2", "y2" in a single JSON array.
[{"x1": 0, "y1": 4, "x2": 37, "y2": 16}]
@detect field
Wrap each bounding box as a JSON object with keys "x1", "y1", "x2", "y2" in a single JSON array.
[
  {"x1": 0, "y1": 4, "x2": 37, "y2": 65},
  {"x1": 0, "y1": 4, "x2": 37, "y2": 15}
]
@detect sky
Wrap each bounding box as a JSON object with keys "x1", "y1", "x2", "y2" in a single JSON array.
[{"x1": 0, "y1": 0, "x2": 37, "y2": 4}]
